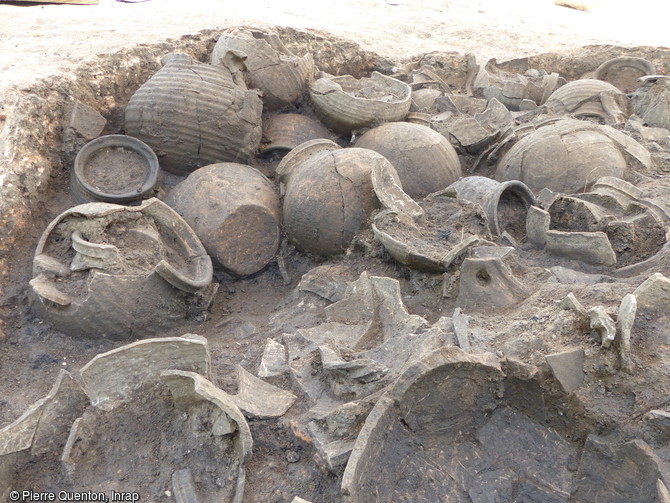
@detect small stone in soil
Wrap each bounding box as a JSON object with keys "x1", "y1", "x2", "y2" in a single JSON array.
[{"x1": 285, "y1": 450, "x2": 300, "y2": 463}]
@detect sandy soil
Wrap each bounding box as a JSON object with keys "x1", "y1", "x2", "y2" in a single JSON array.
[{"x1": 1, "y1": 0, "x2": 668, "y2": 93}]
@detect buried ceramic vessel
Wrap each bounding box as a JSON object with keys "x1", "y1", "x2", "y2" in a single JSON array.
[
  {"x1": 472, "y1": 58, "x2": 564, "y2": 110},
  {"x1": 545, "y1": 177, "x2": 668, "y2": 269},
  {"x1": 71, "y1": 134, "x2": 160, "y2": 204},
  {"x1": 372, "y1": 193, "x2": 491, "y2": 273},
  {"x1": 544, "y1": 78, "x2": 629, "y2": 123},
  {"x1": 309, "y1": 72, "x2": 411, "y2": 134},
  {"x1": 0, "y1": 336, "x2": 251, "y2": 503},
  {"x1": 260, "y1": 113, "x2": 334, "y2": 156},
  {"x1": 211, "y1": 27, "x2": 314, "y2": 111},
  {"x1": 30, "y1": 198, "x2": 215, "y2": 340},
  {"x1": 354, "y1": 121, "x2": 462, "y2": 199},
  {"x1": 445, "y1": 176, "x2": 536, "y2": 241},
  {"x1": 275, "y1": 138, "x2": 341, "y2": 184},
  {"x1": 125, "y1": 53, "x2": 262, "y2": 175},
  {"x1": 342, "y1": 347, "x2": 579, "y2": 502},
  {"x1": 167, "y1": 162, "x2": 281, "y2": 276},
  {"x1": 495, "y1": 119, "x2": 651, "y2": 194},
  {"x1": 594, "y1": 56, "x2": 656, "y2": 93},
  {"x1": 283, "y1": 147, "x2": 401, "y2": 256}
]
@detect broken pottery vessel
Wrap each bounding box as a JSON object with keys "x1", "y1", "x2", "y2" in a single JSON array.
[
  {"x1": 446, "y1": 176, "x2": 536, "y2": 241},
  {"x1": 260, "y1": 113, "x2": 334, "y2": 155},
  {"x1": 167, "y1": 163, "x2": 281, "y2": 276},
  {"x1": 0, "y1": 335, "x2": 251, "y2": 503},
  {"x1": 309, "y1": 72, "x2": 411, "y2": 134},
  {"x1": 372, "y1": 182, "x2": 493, "y2": 273},
  {"x1": 354, "y1": 121, "x2": 462, "y2": 199},
  {"x1": 125, "y1": 53, "x2": 262, "y2": 175},
  {"x1": 456, "y1": 256, "x2": 530, "y2": 310},
  {"x1": 211, "y1": 27, "x2": 314, "y2": 111},
  {"x1": 594, "y1": 56, "x2": 656, "y2": 93},
  {"x1": 410, "y1": 87, "x2": 443, "y2": 112},
  {"x1": 342, "y1": 348, "x2": 582, "y2": 503},
  {"x1": 544, "y1": 79, "x2": 629, "y2": 124},
  {"x1": 285, "y1": 272, "x2": 449, "y2": 470},
  {"x1": 495, "y1": 119, "x2": 652, "y2": 194},
  {"x1": 30, "y1": 198, "x2": 215, "y2": 339},
  {"x1": 283, "y1": 147, "x2": 401, "y2": 256},
  {"x1": 533, "y1": 177, "x2": 669, "y2": 269},
  {"x1": 631, "y1": 75, "x2": 670, "y2": 131},
  {"x1": 472, "y1": 57, "x2": 564, "y2": 110},
  {"x1": 372, "y1": 189, "x2": 491, "y2": 273}
]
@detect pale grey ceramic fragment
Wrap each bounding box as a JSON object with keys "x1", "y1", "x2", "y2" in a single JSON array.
[
  {"x1": 545, "y1": 349, "x2": 585, "y2": 393},
  {"x1": 80, "y1": 334, "x2": 211, "y2": 408},
  {"x1": 633, "y1": 273, "x2": 670, "y2": 310}
]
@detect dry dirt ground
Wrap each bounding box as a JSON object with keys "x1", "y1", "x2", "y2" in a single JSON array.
[
  {"x1": 1, "y1": 1, "x2": 670, "y2": 502},
  {"x1": 1, "y1": 0, "x2": 669, "y2": 92}
]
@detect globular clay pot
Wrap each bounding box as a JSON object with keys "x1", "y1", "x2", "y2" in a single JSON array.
[
  {"x1": 495, "y1": 119, "x2": 651, "y2": 194},
  {"x1": 125, "y1": 53, "x2": 262, "y2": 175},
  {"x1": 309, "y1": 72, "x2": 411, "y2": 134},
  {"x1": 211, "y1": 27, "x2": 314, "y2": 111},
  {"x1": 260, "y1": 113, "x2": 334, "y2": 156},
  {"x1": 71, "y1": 134, "x2": 160, "y2": 204},
  {"x1": 167, "y1": 163, "x2": 281, "y2": 276},
  {"x1": 275, "y1": 138, "x2": 341, "y2": 184},
  {"x1": 446, "y1": 176, "x2": 536, "y2": 241},
  {"x1": 354, "y1": 121, "x2": 462, "y2": 199},
  {"x1": 29, "y1": 198, "x2": 215, "y2": 340},
  {"x1": 283, "y1": 147, "x2": 401, "y2": 256}
]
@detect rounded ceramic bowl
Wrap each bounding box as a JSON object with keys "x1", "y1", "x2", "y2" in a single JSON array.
[{"x1": 72, "y1": 134, "x2": 160, "y2": 204}]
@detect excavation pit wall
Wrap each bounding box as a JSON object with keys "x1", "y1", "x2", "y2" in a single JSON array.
[{"x1": 2, "y1": 26, "x2": 670, "y2": 503}]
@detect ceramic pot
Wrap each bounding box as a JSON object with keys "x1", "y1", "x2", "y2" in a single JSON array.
[
  {"x1": 125, "y1": 53, "x2": 262, "y2": 175},
  {"x1": 71, "y1": 134, "x2": 160, "y2": 204}
]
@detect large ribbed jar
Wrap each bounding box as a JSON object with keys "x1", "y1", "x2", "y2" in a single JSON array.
[{"x1": 125, "y1": 53, "x2": 263, "y2": 175}]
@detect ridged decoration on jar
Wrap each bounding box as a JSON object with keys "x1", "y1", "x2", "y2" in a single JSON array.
[
  {"x1": 124, "y1": 53, "x2": 262, "y2": 175},
  {"x1": 495, "y1": 119, "x2": 636, "y2": 194},
  {"x1": 260, "y1": 113, "x2": 334, "y2": 155},
  {"x1": 354, "y1": 122, "x2": 461, "y2": 199},
  {"x1": 166, "y1": 163, "x2": 281, "y2": 277},
  {"x1": 211, "y1": 28, "x2": 314, "y2": 111},
  {"x1": 309, "y1": 72, "x2": 411, "y2": 134},
  {"x1": 283, "y1": 147, "x2": 402, "y2": 256}
]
